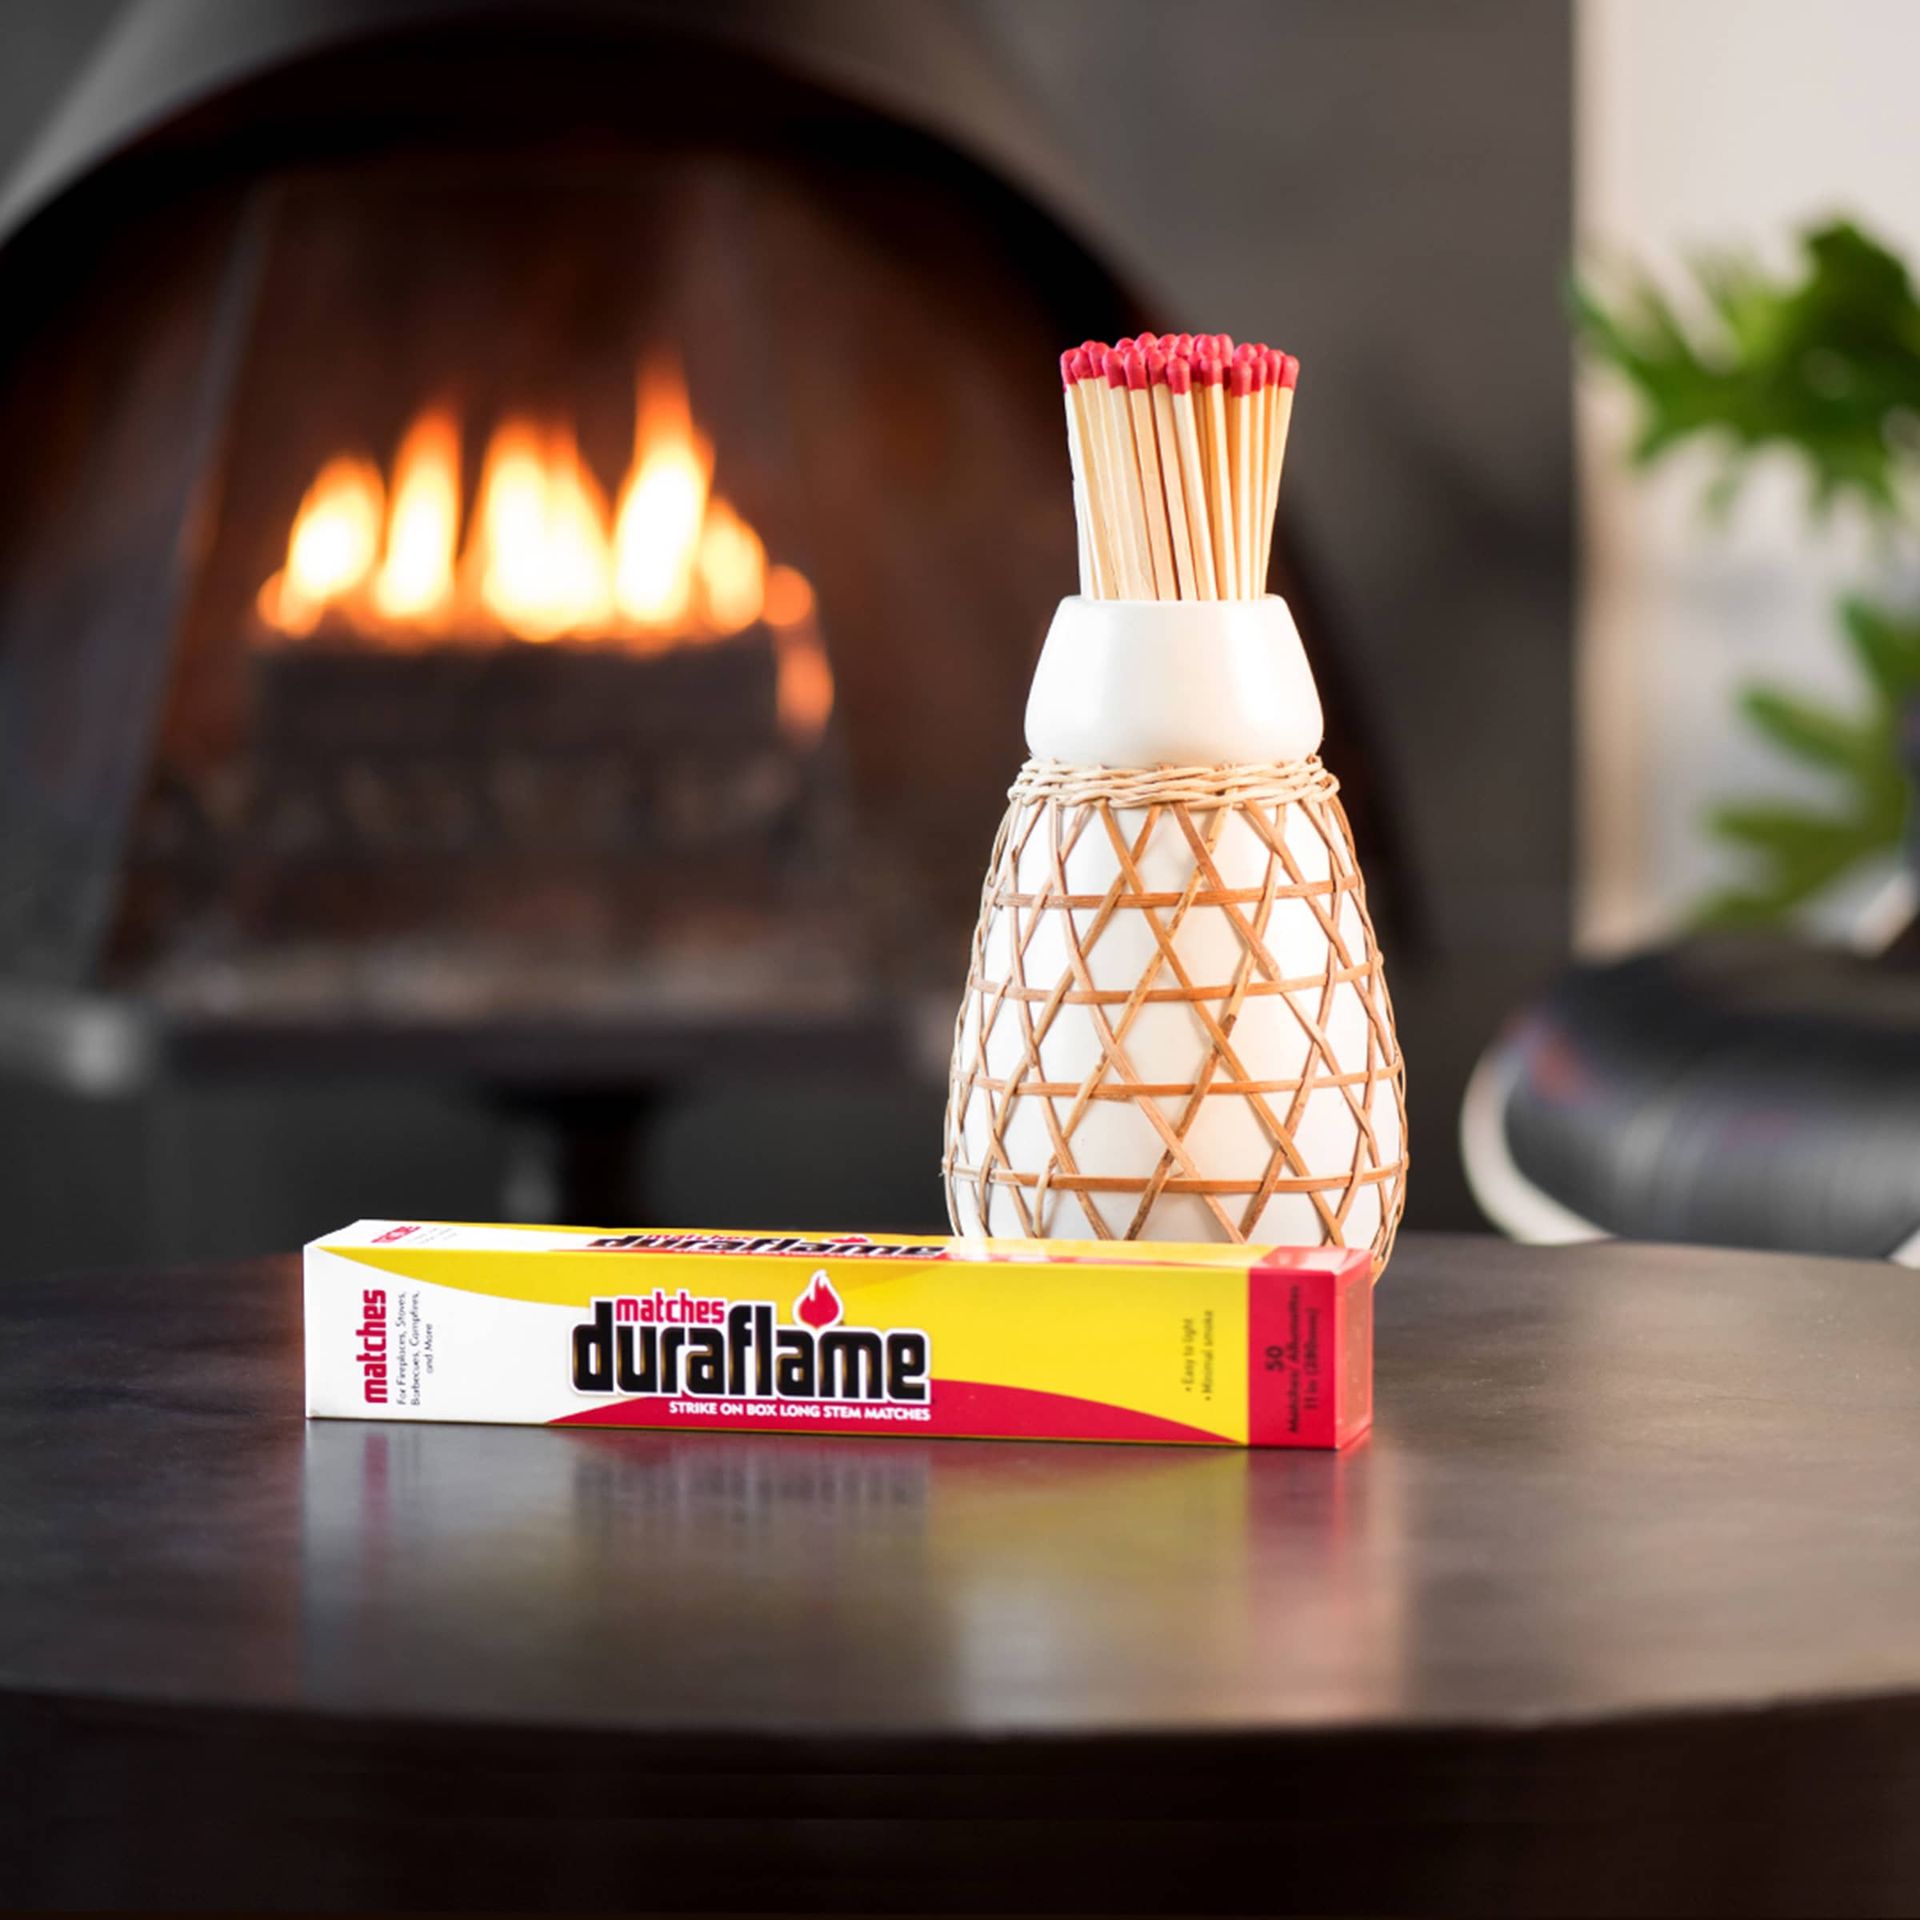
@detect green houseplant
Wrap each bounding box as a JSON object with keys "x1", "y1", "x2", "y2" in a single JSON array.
[{"x1": 1573, "y1": 220, "x2": 1920, "y2": 925}]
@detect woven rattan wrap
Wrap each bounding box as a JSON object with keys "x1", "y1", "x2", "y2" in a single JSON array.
[{"x1": 944, "y1": 757, "x2": 1407, "y2": 1262}]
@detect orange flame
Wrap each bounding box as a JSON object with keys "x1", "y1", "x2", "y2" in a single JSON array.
[
  {"x1": 470, "y1": 420, "x2": 613, "y2": 642},
  {"x1": 696, "y1": 498, "x2": 767, "y2": 637},
  {"x1": 766, "y1": 566, "x2": 833, "y2": 748},
  {"x1": 258, "y1": 360, "x2": 829, "y2": 734},
  {"x1": 258, "y1": 455, "x2": 384, "y2": 634},
  {"x1": 370, "y1": 408, "x2": 460, "y2": 627},
  {"x1": 613, "y1": 360, "x2": 712, "y2": 630}
]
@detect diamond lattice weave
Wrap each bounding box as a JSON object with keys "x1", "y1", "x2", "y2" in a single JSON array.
[{"x1": 944, "y1": 758, "x2": 1406, "y2": 1262}]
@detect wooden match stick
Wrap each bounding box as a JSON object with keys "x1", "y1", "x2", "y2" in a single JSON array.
[
  {"x1": 1254, "y1": 347, "x2": 1276, "y2": 588},
  {"x1": 1061, "y1": 349, "x2": 1115, "y2": 595},
  {"x1": 1102, "y1": 350, "x2": 1158, "y2": 597},
  {"x1": 1147, "y1": 345, "x2": 1198, "y2": 599},
  {"x1": 1167, "y1": 353, "x2": 1217, "y2": 599},
  {"x1": 1120, "y1": 346, "x2": 1176, "y2": 598},
  {"x1": 1264, "y1": 351, "x2": 1298, "y2": 585},
  {"x1": 1060, "y1": 352, "x2": 1094, "y2": 594},
  {"x1": 1248, "y1": 349, "x2": 1270, "y2": 595},
  {"x1": 1228, "y1": 354, "x2": 1255, "y2": 597},
  {"x1": 1081, "y1": 345, "x2": 1146, "y2": 598},
  {"x1": 1198, "y1": 350, "x2": 1237, "y2": 597}
]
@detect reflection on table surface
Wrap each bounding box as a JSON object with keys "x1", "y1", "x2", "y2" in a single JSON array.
[{"x1": 299, "y1": 1420, "x2": 1398, "y2": 1732}]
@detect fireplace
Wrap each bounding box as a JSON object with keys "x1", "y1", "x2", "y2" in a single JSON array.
[
  {"x1": 127, "y1": 159, "x2": 855, "y2": 1022},
  {"x1": 0, "y1": 0, "x2": 1375, "y2": 1215}
]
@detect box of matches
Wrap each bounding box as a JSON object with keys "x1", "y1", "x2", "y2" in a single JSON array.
[{"x1": 304, "y1": 1223, "x2": 1373, "y2": 1448}]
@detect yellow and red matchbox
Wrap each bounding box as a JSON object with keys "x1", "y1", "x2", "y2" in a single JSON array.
[{"x1": 304, "y1": 1222, "x2": 1373, "y2": 1447}]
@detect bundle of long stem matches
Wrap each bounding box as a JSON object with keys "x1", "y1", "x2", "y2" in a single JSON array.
[{"x1": 1060, "y1": 333, "x2": 1299, "y2": 601}]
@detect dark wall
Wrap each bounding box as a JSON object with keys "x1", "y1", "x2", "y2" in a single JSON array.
[
  {"x1": 980, "y1": 0, "x2": 1574, "y2": 956},
  {"x1": 976, "y1": 0, "x2": 1576, "y2": 1236},
  {"x1": 0, "y1": 1, "x2": 124, "y2": 181},
  {"x1": 0, "y1": 0, "x2": 1571, "y2": 1274}
]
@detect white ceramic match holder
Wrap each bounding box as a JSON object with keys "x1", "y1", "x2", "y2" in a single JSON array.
[
  {"x1": 1024, "y1": 593, "x2": 1324, "y2": 766},
  {"x1": 944, "y1": 595, "x2": 1408, "y2": 1262}
]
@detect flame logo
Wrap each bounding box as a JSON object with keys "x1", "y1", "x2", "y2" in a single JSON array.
[{"x1": 795, "y1": 1272, "x2": 842, "y2": 1329}]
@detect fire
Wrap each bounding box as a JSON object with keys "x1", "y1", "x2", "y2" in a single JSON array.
[
  {"x1": 695, "y1": 499, "x2": 766, "y2": 637},
  {"x1": 470, "y1": 420, "x2": 613, "y2": 642},
  {"x1": 257, "y1": 361, "x2": 830, "y2": 732},
  {"x1": 613, "y1": 362, "x2": 712, "y2": 629},
  {"x1": 768, "y1": 567, "x2": 833, "y2": 747},
  {"x1": 370, "y1": 409, "x2": 460, "y2": 626},
  {"x1": 260, "y1": 456, "x2": 385, "y2": 635}
]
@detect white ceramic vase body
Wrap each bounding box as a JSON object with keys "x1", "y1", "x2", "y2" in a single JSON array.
[{"x1": 945, "y1": 596, "x2": 1406, "y2": 1257}]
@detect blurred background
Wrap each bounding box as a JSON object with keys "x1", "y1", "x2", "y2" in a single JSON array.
[{"x1": 0, "y1": 0, "x2": 1913, "y2": 1280}]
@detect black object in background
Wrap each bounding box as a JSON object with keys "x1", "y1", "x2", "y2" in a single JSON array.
[{"x1": 1491, "y1": 938, "x2": 1920, "y2": 1258}]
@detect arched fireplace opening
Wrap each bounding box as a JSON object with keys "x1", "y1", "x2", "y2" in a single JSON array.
[{"x1": 0, "y1": 0, "x2": 1371, "y2": 1220}]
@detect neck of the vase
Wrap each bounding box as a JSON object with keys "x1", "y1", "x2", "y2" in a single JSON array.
[{"x1": 1023, "y1": 594, "x2": 1325, "y2": 767}]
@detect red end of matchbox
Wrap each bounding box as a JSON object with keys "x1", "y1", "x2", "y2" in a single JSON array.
[{"x1": 1247, "y1": 1248, "x2": 1374, "y2": 1448}]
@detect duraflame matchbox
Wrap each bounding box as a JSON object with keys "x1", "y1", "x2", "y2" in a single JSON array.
[{"x1": 304, "y1": 1223, "x2": 1373, "y2": 1447}]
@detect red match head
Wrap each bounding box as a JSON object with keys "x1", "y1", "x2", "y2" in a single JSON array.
[
  {"x1": 1145, "y1": 342, "x2": 1169, "y2": 384},
  {"x1": 1228, "y1": 358, "x2": 1253, "y2": 398},
  {"x1": 1280, "y1": 352, "x2": 1300, "y2": 390},
  {"x1": 1165, "y1": 352, "x2": 1192, "y2": 396},
  {"x1": 1106, "y1": 347, "x2": 1130, "y2": 388},
  {"x1": 1084, "y1": 340, "x2": 1109, "y2": 375},
  {"x1": 1122, "y1": 346, "x2": 1149, "y2": 391},
  {"x1": 1059, "y1": 349, "x2": 1078, "y2": 390}
]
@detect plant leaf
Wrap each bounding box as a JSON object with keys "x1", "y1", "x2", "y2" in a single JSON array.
[
  {"x1": 1577, "y1": 222, "x2": 1920, "y2": 925},
  {"x1": 1737, "y1": 687, "x2": 1875, "y2": 774},
  {"x1": 1841, "y1": 595, "x2": 1920, "y2": 705},
  {"x1": 1704, "y1": 802, "x2": 1888, "y2": 916},
  {"x1": 1694, "y1": 590, "x2": 1920, "y2": 924},
  {"x1": 1574, "y1": 219, "x2": 1920, "y2": 530}
]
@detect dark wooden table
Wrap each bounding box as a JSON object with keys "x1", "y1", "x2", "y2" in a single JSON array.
[{"x1": 3, "y1": 1234, "x2": 1917, "y2": 1914}]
